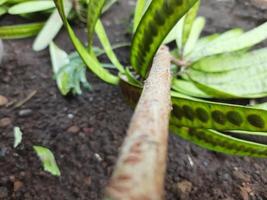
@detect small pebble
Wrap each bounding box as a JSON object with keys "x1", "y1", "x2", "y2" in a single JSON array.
[
  {"x1": 67, "y1": 126, "x2": 80, "y2": 133},
  {"x1": 18, "y1": 109, "x2": 32, "y2": 117},
  {"x1": 67, "y1": 114, "x2": 74, "y2": 119},
  {"x1": 0, "y1": 95, "x2": 8, "y2": 107},
  {"x1": 13, "y1": 180, "x2": 24, "y2": 192},
  {"x1": 177, "y1": 180, "x2": 193, "y2": 199},
  {"x1": 0, "y1": 118, "x2": 11, "y2": 128}
]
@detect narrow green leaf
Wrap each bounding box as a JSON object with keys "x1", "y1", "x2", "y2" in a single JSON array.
[
  {"x1": 8, "y1": 1, "x2": 55, "y2": 14},
  {"x1": 188, "y1": 21, "x2": 267, "y2": 61},
  {"x1": 0, "y1": 0, "x2": 7, "y2": 6},
  {"x1": 13, "y1": 127, "x2": 22, "y2": 148},
  {"x1": 33, "y1": 146, "x2": 61, "y2": 176},
  {"x1": 0, "y1": 22, "x2": 44, "y2": 39},
  {"x1": 87, "y1": 0, "x2": 105, "y2": 50},
  {"x1": 49, "y1": 42, "x2": 70, "y2": 95},
  {"x1": 189, "y1": 79, "x2": 239, "y2": 99},
  {"x1": 124, "y1": 67, "x2": 142, "y2": 86},
  {"x1": 171, "y1": 126, "x2": 267, "y2": 157},
  {"x1": 95, "y1": 20, "x2": 124, "y2": 73},
  {"x1": 33, "y1": 3, "x2": 72, "y2": 51},
  {"x1": 192, "y1": 48, "x2": 267, "y2": 73},
  {"x1": 133, "y1": 0, "x2": 146, "y2": 32},
  {"x1": 190, "y1": 33, "x2": 219, "y2": 53},
  {"x1": 182, "y1": 0, "x2": 200, "y2": 47},
  {"x1": 183, "y1": 17, "x2": 205, "y2": 55},
  {"x1": 102, "y1": 0, "x2": 118, "y2": 13},
  {"x1": 172, "y1": 79, "x2": 211, "y2": 98},
  {"x1": 187, "y1": 63, "x2": 267, "y2": 98},
  {"x1": 188, "y1": 28, "x2": 244, "y2": 61},
  {"x1": 0, "y1": 6, "x2": 7, "y2": 16},
  {"x1": 163, "y1": 17, "x2": 184, "y2": 47},
  {"x1": 131, "y1": 0, "x2": 198, "y2": 77},
  {"x1": 53, "y1": 0, "x2": 119, "y2": 85}
]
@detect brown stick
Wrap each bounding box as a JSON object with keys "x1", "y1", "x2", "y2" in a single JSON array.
[{"x1": 105, "y1": 46, "x2": 172, "y2": 200}]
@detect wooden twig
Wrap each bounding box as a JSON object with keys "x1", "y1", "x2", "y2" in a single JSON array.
[{"x1": 105, "y1": 46, "x2": 172, "y2": 200}]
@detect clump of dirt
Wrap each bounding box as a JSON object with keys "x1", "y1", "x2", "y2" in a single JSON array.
[{"x1": 1, "y1": 0, "x2": 267, "y2": 199}]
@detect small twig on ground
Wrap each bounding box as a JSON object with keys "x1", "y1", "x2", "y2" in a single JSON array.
[{"x1": 14, "y1": 90, "x2": 37, "y2": 108}]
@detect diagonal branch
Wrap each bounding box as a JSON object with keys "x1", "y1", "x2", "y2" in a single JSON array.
[{"x1": 105, "y1": 46, "x2": 172, "y2": 200}]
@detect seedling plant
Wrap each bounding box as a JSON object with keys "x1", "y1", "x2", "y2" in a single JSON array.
[
  {"x1": 54, "y1": 0, "x2": 267, "y2": 157},
  {"x1": 3, "y1": 0, "x2": 267, "y2": 198},
  {"x1": 53, "y1": 0, "x2": 267, "y2": 198}
]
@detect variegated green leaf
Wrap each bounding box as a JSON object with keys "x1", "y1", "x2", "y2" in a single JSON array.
[
  {"x1": 131, "y1": 0, "x2": 199, "y2": 77},
  {"x1": 171, "y1": 126, "x2": 267, "y2": 157}
]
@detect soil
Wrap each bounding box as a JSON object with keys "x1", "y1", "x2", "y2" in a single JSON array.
[{"x1": 1, "y1": 0, "x2": 267, "y2": 199}]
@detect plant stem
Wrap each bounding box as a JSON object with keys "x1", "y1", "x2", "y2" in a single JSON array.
[{"x1": 104, "y1": 46, "x2": 172, "y2": 200}]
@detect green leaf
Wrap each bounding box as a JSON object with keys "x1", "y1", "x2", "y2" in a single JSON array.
[
  {"x1": 187, "y1": 28, "x2": 244, "y2": 61},
  {"x1": 49, "y1": 42, "x2": 70, "y2": 95},
  {"x1": 133, "y1": 0, "x2": 152, "y2": 32},
  {"x1": 13, "y1": 127, "x2": 22, "y2": 148},
  {"x1": 172, "y1": 79, "x2": 211, "y2": 98},
  {"x1": 87, "y1": 0, "x2": 105, "y2": 50},
  {"x1": 170, "y1": 126, "x2": 267, "y2": 157},
  {"x1": 8, "y1": 1, "x2": 55, "y2": 14},
  {"x1": 188, "y1": 21, "x2": 267, "y2": 61},
  {"x1": 182, "y1": 0, "x2": 200, "y2": 47},
  {"x1": 183, "y1": 17, "x2": 205, "y2": 55},
  {"x1": 190, "y1": 33, "x2": 219, "y2": 53},
  {"x1": 187, "y1": 60, "x2": 267, "y2": 98},
  {"x1": 0, "y1": 22, "x2": 44, "y2": 39},
  {"x1": 171, "y1": 92, "x2": 267, "y2": 132},
  {"x1": 33, "y1": 3, "x2": 72, "y2": 51},
  {"x1": 53, "y1": 0, "x2": 119, "y2": 85},
  {"x1": 119, "y1": 77, "x2": 267, "y2": 156},
  {"x1": 33, "y1": 146, "x2": 61, "y2": 176},
  {"x1": 95, "y1": 20, "x2": 124, "y2": 73},
  {"x1": 120, "y1": 76, "x2": 267, "y2": 133},
  {"x1": 131, "y1": 0, "x2": 199, "y2": 77},
  {"x1": 192, "y1": 48, "x2": 267, "y2": 73},
  {"x1": 0, "y1": 0, "x2": 7, "y2": 6},
  {"x1": 187, "y1": 78, "x2": 239, "y2": 99},
  {"x1": 0, "y1": 6, "x2": 7, "y2": 16},
  {"x1": 124, "y1": 67, "x2": 142, "y2": 86},
  {"x1": 133, "y1": 0, "x2": 146, "y2": 32},
  {"x1": 50, "y1": 42, "x2": 92, "y2": 95}
]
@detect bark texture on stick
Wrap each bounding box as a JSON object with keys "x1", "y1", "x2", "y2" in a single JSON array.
[{"x1": 105, "y1": 46, "x2": 172, "y2": 200}]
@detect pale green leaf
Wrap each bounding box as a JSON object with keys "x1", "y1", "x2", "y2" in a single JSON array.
[
  {"x1": 192, "y1": 48, "x2": 267, "y2": 73},
  {"x1": 33, "y1": 1, "x2": 72, "y2": 51},
  {"x1": 33, "y1": 146, "x2": 61, "y2": 176},
  {"x1": 182, "y1": 0, "x2": 200, "y2": 47},
  {"x1": 188, "y1": 28, "x2": 244, "y2": 61},
  {"x1": 13, "y1": 127, "x2": 22, "y2": 148},
  {"x1": 95, "y1": 20, "x2": 124, "y2": 73},
  {"x1": 183, "y1": 17, "x2": 205, "y2": 55},
  {"x1": 8, "y1": 1, "x2": 55, "y2": 14},
  {"x1": 172, "y1": 79, "x2": 211, "y2": 98}
]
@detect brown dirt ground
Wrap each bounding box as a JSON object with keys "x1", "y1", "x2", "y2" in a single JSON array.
[{"x1": 1, "y1": 0, "x2": 267, "y2": 199}]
